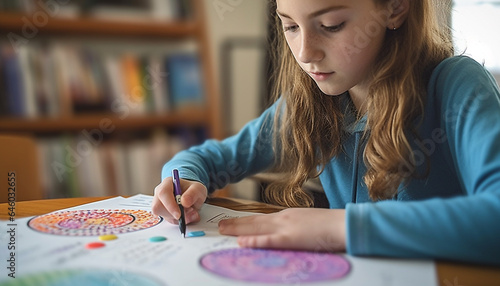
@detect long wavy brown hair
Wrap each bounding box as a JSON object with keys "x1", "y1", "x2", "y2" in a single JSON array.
[{"x1": 264, "y1": 0, "x2": 454, "y2": 207}]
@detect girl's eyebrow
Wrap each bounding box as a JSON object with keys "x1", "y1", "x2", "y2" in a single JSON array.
[{"x1": 276, "y1": 6, "x2": 348, "y2": 20}]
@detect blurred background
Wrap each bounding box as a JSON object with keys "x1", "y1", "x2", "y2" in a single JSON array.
[{"x1": 0, "y1": 0, "x2": 498, "y2": 202}]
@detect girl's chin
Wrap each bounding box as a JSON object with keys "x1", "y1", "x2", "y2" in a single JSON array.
[{"x1": 316, "y1": 85, "x2": 347, "y2": 96}]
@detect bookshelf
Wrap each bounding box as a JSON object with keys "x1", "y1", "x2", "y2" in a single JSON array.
[
  {"x1": 0, "y1": 12, "x2": 198, "y2": 38},
  {"x1": 0, "y1": 107, "x2": 209, "y2": 133},
  {"x1": 0, "y1": 0, "x2": 225, "y2": 198}
]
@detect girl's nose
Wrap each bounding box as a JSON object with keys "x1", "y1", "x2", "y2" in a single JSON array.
[{"x1": 297, "y1": 32, "x2": 324, "y2": 63}]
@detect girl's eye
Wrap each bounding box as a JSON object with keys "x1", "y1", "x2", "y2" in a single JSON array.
[
  {"x1": 322, "y1": 22, "x2": 345, "y2": 32},
  {"x1": 283, "y1": 25, "x2": 299, "y2": 33}
]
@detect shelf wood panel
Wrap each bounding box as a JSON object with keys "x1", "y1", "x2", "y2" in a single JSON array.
[
  {"x1": 0, "y1": 108, "x2": 209, "y2": 133},
  {"x1": 0, "y1": 12, "x2": 198, "y2": 38}
]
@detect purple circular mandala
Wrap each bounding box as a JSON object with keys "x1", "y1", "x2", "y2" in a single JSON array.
[{"x1": 200, "y1": 248, "x2": 350, "y2": 283}]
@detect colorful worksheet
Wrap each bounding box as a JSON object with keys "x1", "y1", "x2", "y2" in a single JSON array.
[{"x1": 0, "y1": 195, "x2": 437, "y2": 285}]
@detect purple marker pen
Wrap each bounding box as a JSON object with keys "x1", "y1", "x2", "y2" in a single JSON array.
[{"x1": 172, "y1": 169, "x2": 186, "y2": 238}]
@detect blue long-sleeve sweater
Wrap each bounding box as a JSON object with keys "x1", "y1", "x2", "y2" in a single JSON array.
[{"x1": 162, "y1": 56, "x2": 500, "y2": 265}]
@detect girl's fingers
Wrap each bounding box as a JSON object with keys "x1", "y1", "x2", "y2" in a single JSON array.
[
  {"x1": 152, "y1": 177, "x2": 208, "y2": 225},
  {"x1": 218, "y1": 215, "x2": 270, "y2": 236},
  {"x1": 180, "y1": 182, "x2": 206, "y2": 224},
  {"x1": 161, "y1": 216, "x2": 180, "y2": 225},
  {"x1": 237, "y1": 234, "x2": 288, "y2": 249},
  {"x1": 218, "y1": 208, "x2": 346, "y2": 252},
  {"x1": 152, "y1": 177, "x2": 181, "y2": 220},
  {"x1": 185, "y1": 207, "x2": 201, "y2": 224},
  {"x1": 181, "y1": 181, "x2": 207, "y2": 211}
]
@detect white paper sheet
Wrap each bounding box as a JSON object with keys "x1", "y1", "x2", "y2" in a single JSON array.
[{"x1": 0, "y1": 195, "x2": 437, "y2": 285}]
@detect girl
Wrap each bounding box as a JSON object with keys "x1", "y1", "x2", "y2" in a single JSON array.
[{"x1": 152, "y1": 0, "x2": 500, "y2": 265}]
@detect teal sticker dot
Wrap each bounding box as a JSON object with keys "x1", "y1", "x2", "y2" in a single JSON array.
[
  {"x1": 187, "y1": 231, "x2": 205, "y2": 237},
  {"x1": 149, "y1": 236, "x2": 167, "y2": 242}
]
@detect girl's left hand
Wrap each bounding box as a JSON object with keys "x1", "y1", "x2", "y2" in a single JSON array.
[{"x1": 218, "y1": 208, "x2": 346, "y2": 252}]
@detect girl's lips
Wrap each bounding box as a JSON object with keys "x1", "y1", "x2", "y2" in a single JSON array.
[{"x1": 308, "y1": 71, "x2": 335, "y2": 81}]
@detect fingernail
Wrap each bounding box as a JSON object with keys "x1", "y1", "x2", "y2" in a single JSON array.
[
  {"x1": 173, "y1": 211, "x2": 180, "y2": 220},
  {"x1": 218, "y1": 221, "x2": 225, "y2": 231},
  {"x1": 237, "y1": 236, "x2": 246, "y2": 246},
  {"x1": 188, "y1": 212, "x2": 198, "y2": 222}
]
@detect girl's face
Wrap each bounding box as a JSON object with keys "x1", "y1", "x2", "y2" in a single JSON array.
[{"x1": 276, "y1": 0, "x2": 392, "y2": 96}]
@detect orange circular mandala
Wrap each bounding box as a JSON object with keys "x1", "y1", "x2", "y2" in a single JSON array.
[{"x1": 28, "y1": 209, "x2": 163, "y2": 236}]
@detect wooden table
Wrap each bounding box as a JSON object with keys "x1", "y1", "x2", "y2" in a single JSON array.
[{"x1": 1, "y1": 197, "x2": 499, "y2": 286}]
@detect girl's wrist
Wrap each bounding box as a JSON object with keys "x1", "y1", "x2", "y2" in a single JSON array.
[{"x1": 320, "y1": 209, "x2": 347, "y2": 252}]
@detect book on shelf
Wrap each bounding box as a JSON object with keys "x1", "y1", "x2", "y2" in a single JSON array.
[
  {"x1": 122, "y1": 54, "x2": 147, "y2": 115},
  {"x1": 166, "y1": 53, "x2": 205, "y2": 109},
  {"x1": 149, "y1": 56, "x2": 171, "y2": 114},
  {"x1": 83, "y1": 0, "x2": 188, "y2": 22},
  {"x1": 0, "y1": 61, "x2": 7, "y2": 115},
  {"x1": 1, "y1": 45, "x2": 26, "y2": 117}
]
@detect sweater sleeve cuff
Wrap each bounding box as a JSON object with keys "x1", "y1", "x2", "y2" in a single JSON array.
[
  {"x1": 346, "y1": 202, "x2": 370, "y2": 255},
  {"x1": 161, "y1": 164, "x2": 205, "y2": 186}
]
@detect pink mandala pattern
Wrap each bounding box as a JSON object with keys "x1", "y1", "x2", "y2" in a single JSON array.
[
  {"x1": 28, "y1": 209, "x2": 162, "y2": 236},
  {"x1": 200, "y1": 248, "x2": 350, "y2": 283}
]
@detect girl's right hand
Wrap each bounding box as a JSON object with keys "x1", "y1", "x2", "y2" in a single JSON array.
[{"x1": 151, "y1": 176, "x2": 208, "y2": 225}]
